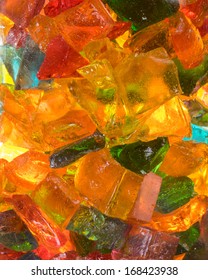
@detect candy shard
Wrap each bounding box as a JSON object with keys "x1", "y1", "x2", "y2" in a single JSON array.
[
  {"x1": 123, "y1": 226, "x2": 179, "y2": 260},
  {"x1": 37, "y1": 35, "x2": 89, "y2": 80},
  {"x1": 50, "y1": 129, "x2": 105, "y2": 168},
  {"x1": 129, "y1": 172, "x2": 162, "y2": 222}
]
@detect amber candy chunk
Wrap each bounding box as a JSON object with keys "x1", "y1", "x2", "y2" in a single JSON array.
[
  {"x1": 142, "y1": 196, "x2": 208, "y2": 233},
  {"x1": 4, "y1": 150, "x2": 51, "y2": 191},
  {"x1": 53, "y1": 0, "x2": 114, "y2": 51},
  {"x1": 31, "y1": 172, "x2": 81, "y2": 227},
  {"x1": 159, "y1": 141, "x2": 207, "y2": 177}
]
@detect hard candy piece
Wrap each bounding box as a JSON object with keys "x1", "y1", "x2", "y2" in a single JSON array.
[
  {"x1": 31, "y1": 172, "x2": 80, "y2": 227},
  {"x1": 115, "y1": 48, "x2": 182, "y2": 116},
  {"x1": 0, "y1": 13, "x2": 14, "y2": 44},
  {"x1": 110, "y1": 137, "x2": 168, "y2": 175},
  {"x1": 107, "y1": 21, "x2": 131, "y2": 41},
  {"x1": 156, "y1": 176, "x2": 195, "y2": 213},
  {"x1": 180, "y1": 0, "x2": 208, "y2": 27},
  {"x1": 129, "y1": 172, "x2": 162, "y2": 222},
  {"x1": 0, "y1": 209, "x2": 38, "y2": 251},
  {"x1": 15, "y1": 36, "x2": 45, "y2": 90},
  {"x1": 0, "y1": 0, "x2": 45, "y2": 28},
  {"x1": 125, "y1": 20, "x2": 173, "y2": 56},
  {"x1": 50, "y1": 129, "x2": 105, "y2": 168},
  {"x1": 189, "y1": 164, "x2": 208, "y2": 196},
  {"x1": 105, "y1": 0, "x2": 179, "y2": 31},
  {"x1": 28, "y1": 14, "x2": 60, "y2": 52},
  {"x1": 142, "y1": 196, "x2": 208, "y2": 232},
  {"x1": 134, "y1": 96, "x2": 191, "y2": 141},
  {"x1": 7, "y1": 194, "x2": 69, "y2": 252},
  {"x1": 0, "y1": 46, "x2": 23, "y2": 83},
  {"x1": 6, "y1": 25, "x2": 27, "y2": 48},
  {"x1": 43, "y1": 110, "x2": 97, "y2": 150},
  {"x1": 159, "y1": 141, "x2": 207, "y2": 177},
  {"x1": 74, "y1": 148, "x2": 143, "y2": 219},
  {"x1": 4, "y1": 150, "x2": 50, "y2": 191},
  {"x1": 123, "y1": 226, "x2": 179, "y2": 260},
  {"x1": 70, "y1": 232, "x2": 96, "y2": 256},
  {"x1": 169, "y1": 12, "x2": 204, "y2": 69},
  {"x1": 37, "y1": 36, "x2": 89, "y2": 80},
  {"x1": 44, "y1": 0, "x2": 84, "y2": 17},
  {"x1": 183, "y1": 123, "x2": 208, "y2": 144},
  {"x1": 53, "y1": 0, "x2": 114, "y2": 51},
  {"x1": 67, "y1": 205, "x2": 131, "y2": 253}
]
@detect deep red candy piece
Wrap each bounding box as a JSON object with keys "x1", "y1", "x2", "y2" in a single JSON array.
[
  {"x1": 37, "y1": 35, "x2": 89, "y2": 80},
  {"x1": 44, "y1": 0, "x2": 84, "y2": 17},
  {"x1": 6, "y1": 25, "x2": 28, "y2": 48}
]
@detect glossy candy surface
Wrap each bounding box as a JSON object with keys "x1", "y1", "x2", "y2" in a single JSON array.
[{"x1": 0, "y1": 0, "x2": 207, "y2": 260}]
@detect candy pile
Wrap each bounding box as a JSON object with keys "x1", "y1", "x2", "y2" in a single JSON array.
[{"x1": 0, "y1": 0, "x2": 208, "y2": 260}]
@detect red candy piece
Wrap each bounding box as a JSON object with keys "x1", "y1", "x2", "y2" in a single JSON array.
[
  {"x1": 37, "y1": 36, "x2": 89, "y2": 80},
  {"x1": 44, "y1": 0, "x2": 84, "y2": 17},
  {"x1": 0, "y1": 0, "x2": 45, "y2": 28},
  {"x1": 6, "y1": 25, "x2": 28, "y2": 48}
]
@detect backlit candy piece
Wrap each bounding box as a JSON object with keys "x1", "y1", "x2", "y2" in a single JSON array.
[
  {"x1": 44, "y1": 0, "x2": 84, "y2": 17},
  {"x1": 74, "y1": 148, "x2": 144, "y2": 219},
  {"x1": 53, "y1": 0, "x2": 114, "y2": 51},
  {"x1": 123, "y1": 226, "x2": 179, "y2": 260},
  {"x1": 31, "y1": 172, "x2": 81, "y2": 227},
  {"x1": 115, "y1": 48, "x2": 182, "y2": 116},
  {"x1": 43, "y1": 110, "x2": 97, "y2": 150},
  {"x1": 125, "y1": 20, "x2": 173, "y2": 56},
  {"x1": 4, "y1": 150, "x2": 51, "y2": 191},
  {"x1": 169, "y1": 12, "x2": 204, "y2": 69},
  {"x1": 129, "y1": 172, "x2": 162, "y2": 222},
  {"x1": 0, "y1": 13, "x2": 14, "y2": 44},
  {"x1": 134, "y1": 96, "x2": 191, "y2": 142},
  {"x1": 159, "y1": 141, "x2": 207, "y2": 177},
  {"x1": 180, "y1": 0, "x2": 208, "y2": 27},
  {"x1": 27, "y1": 14, "x2": 60, "y2": 52},
  {"x1": 195, "y1": 83, "x2": 208, "y2": 109},
  {"x1": 188, "y1": 164, "x2": 208, "y2": 196},
  {"x1": 0, "y1": 0, "x2": 45, "y2": 28},
  {"x1": 6, "y1": 194, "x2": 71, "y2": 253},
  {"x1": 142, "y1": 195, "x2": 208, "y2": 233},
  {"x1": 37, "y1": 36, "x2": 89, "y2": 80}
]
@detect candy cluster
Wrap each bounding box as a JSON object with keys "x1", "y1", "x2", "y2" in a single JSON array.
[{"x1": 0, "y1": 0, "x2": 208, "y2": 260}]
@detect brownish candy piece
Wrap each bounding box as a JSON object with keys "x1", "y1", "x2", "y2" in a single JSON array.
[{"x1": 123, "y1": 226, "x2": 179, "y2": 260}]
